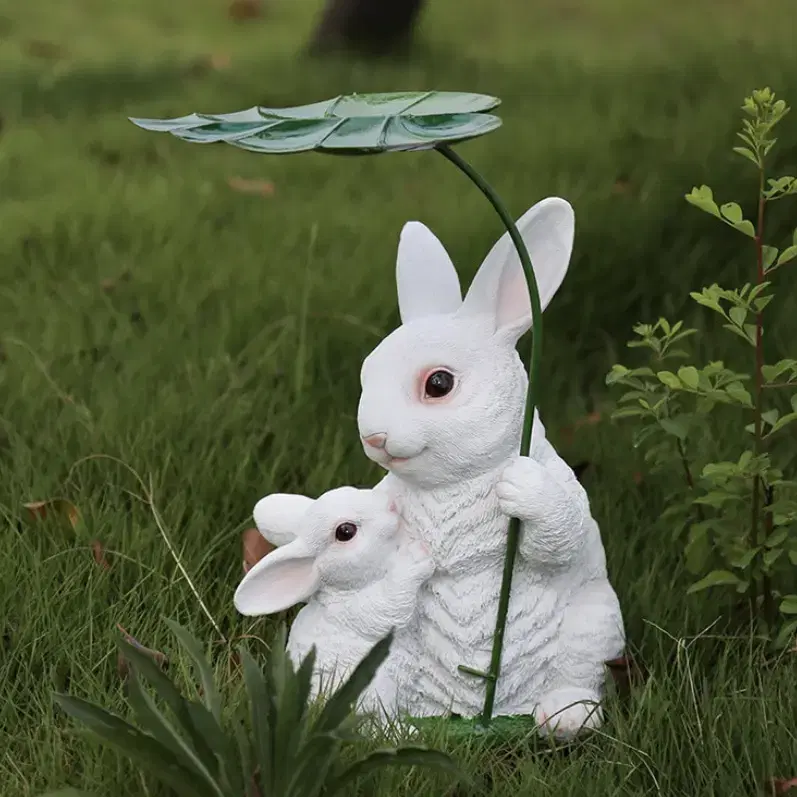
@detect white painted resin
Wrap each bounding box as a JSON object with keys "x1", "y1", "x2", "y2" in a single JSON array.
[
  {"x1": 234, "y1": 486, "x2": 434, "y2": 713},
  {"x1": 235, "y1": 198, "x2": 625, "y2": 739}
]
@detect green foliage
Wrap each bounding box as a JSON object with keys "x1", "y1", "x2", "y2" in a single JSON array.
[
  {"x1": 607, "y1": 88, "x2": 797, "y2": 645},
  {"x1": 49, "y1": 623, "x2": 462, "y2": 797}
]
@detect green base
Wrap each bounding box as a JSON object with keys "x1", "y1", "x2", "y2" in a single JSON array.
[{"x1": 407, "y1": 713, "x2": 540, "y2": 744}]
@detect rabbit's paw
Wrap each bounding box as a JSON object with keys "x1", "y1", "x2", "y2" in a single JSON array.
[
  {"x1": 533, "y1": 688, "x2": 603, "y2": 740},
  {"x1": 406, "y1": 540, "x2": 435, "y2": 579},
  {"x1": 496, "y1": 455, "x2": 549, "y2": 522}
]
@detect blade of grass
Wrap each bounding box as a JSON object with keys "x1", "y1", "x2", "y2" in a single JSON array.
[
  {"x1": 294, "y1": 646, "x2": 317, "y2": 722},
  {"x1": 326, "y1": 747, "x2": 467, "y2": 795},
  {"x1": 117, "y1": 637, "x2": 214, "y2": 764},
  {"x1": 164, "y1": 619, "x2": 223, "y2": 722},
  {"x1": 285, "y1": 733, "x2": 340, "y2": 797},
  {"x1": 125, "y1": 671, "x2": 226, "y2": 797},
  {"x1": 238, "y1": 646, "x2": 274, "y2": 791},
  {"x1": 52, "y1": 694, "x2": 216, "y2": 797},
  {"x1": 185, "y1": 701, "x2": 245, "y2": 795}
]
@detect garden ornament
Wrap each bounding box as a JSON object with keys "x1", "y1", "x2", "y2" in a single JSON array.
[{"x1": 131, "y1": 91, "x2": 626, "y2": 738}]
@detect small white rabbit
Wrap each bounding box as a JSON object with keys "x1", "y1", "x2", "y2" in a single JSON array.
[
  {"x1": 353, "y1": 198, "x2": 626, "y2": 739},
  {"x1": 234, "y1": 486, "x2": 435, "y2": 714}
]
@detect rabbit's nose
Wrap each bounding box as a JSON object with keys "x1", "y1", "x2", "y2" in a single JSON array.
[{"x1": 362, "y1": 433, "x2": 387, "y2": 450}]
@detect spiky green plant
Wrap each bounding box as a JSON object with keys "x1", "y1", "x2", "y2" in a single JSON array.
[{"x1": 47, "y1": 621, "x2": 463, "y2": 796}]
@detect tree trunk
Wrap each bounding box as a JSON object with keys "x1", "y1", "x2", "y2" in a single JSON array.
[{"x1": 308, "y1": 0, "x2": 426, "y2": 57}]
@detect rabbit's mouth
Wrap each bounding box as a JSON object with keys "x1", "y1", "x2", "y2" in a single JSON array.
[
  {"x1": 366, "y1": 447, "x2": 425, "y2": 468},
  {"x1": 384, "y1": 447, "x2": 426, "y2": 468},
  {"x1": 372, "y1": 454, "x2": 409, "y2": 468}
]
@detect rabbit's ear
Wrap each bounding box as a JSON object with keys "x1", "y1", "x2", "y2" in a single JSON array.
[
  {"x1": 481, "y1": 198, "x2": 575, "y2": 312},
  {"x1": 253, "y1": 494, "x2": 314, "y2": 547},
  {"x1": 234, "y1": 538, "x2": 319, "y2": 616},
  {"x1": 459, "y1": 198, "x2": 575, "y2": 341},
  {"x1": 396, "y1": 222, "x2": 462, "y2": 324}
]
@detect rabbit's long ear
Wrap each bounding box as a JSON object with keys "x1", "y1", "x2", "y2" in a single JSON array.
[
  {"x1": 396, "y1": 221, "x2": 462, "y2": 324},
  {"x1": 458, "y1": 198, "x2": 575, "y2": 341},
  {"x1": 253, "y1": 494, "x2": 314, "y2": 547},
  {"x1": 234, "y1": 538, "x2": 319, "y2": 616}
]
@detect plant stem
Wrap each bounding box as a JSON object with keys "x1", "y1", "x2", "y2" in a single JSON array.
[
  {"x1": 751, "y1": 166, "x2": 766, "y2": 616},
  {"x1": 675, "y1": 438, "x2": 705, "y2": 522},
  {"x1": 762, "y1": 484, "x2": 776, "y2": 625},
  {"x1": 676, "y1": 439, "x2": 696, "y2": 489},
  {"x1": 436, "y1": 144, "x2": 543, "y2": 727}
]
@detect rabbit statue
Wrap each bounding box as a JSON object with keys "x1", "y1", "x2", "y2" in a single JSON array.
[
  {"x1": 234, "y1": 486, "x2": 435, "y2": 714},
  {"x1": 354, "y1": 198, "x2": 625, "y2": 738}
]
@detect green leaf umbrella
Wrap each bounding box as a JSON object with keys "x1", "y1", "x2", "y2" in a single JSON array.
[
  {"x1": 130, "y1": 91, "x2": 544, "y2": 731},
  {"x1": 130, "y1": 91, "x2": 501, "y2": 153}
]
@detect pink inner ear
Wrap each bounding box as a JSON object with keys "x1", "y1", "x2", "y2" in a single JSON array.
[
  {"x1": 495, "y1": 260, "x2": 532, "y2": 332},
  {"x1": 235, "y1": 554, "x2": 319, "y2": 616}
]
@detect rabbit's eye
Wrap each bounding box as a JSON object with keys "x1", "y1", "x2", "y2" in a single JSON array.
[
  {"x1": 334, "y1": 522, "x2": 358, "y2": 542},
  {"x1": 424, "y1": 369, "x2": 455, "y2": 399}
]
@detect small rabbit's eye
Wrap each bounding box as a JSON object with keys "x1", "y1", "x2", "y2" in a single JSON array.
[
  {"x1": 424, "y1": 369, "x2": 455, "y2": 399},
  {"x1": 334, "y1": 522, "x2": 358, "y2": 542}
]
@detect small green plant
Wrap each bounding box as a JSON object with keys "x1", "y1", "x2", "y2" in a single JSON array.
[
  {"x1": 47, "y1": 621, "x2": 463, "y2": 797},
  {"x1": 607, "y1": 88, "x2": 797, "y2": 647}
]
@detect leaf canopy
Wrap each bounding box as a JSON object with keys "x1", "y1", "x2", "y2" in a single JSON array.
[{"x1": 130, "y1": 91, "x2": 502, "y2": 154}]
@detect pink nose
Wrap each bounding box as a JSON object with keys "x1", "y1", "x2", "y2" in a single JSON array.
[{"x1": 362, "y1": 433, "x2": 387, "y2": 449}]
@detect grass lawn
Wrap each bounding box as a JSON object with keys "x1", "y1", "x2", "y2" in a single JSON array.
[{"x1": 2, "y1": 0, "x2": 797, "y2": 793}]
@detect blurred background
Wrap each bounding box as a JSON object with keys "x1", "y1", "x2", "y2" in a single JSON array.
[{"x1": 3, "y1": 0, "x2": 797, "y2": 376}]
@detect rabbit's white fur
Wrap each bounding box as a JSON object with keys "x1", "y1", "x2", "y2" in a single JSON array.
[
  {"x1": 354, "y1": 198, "x2": 625, "y2": 738},
  {"x1": 234, "y1": 486, "x2": 434, "y2": 713}
]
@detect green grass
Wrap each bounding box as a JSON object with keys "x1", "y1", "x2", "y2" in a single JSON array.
[{"x1": 2, "y1": 0, "x2": 797, "y2": 793}]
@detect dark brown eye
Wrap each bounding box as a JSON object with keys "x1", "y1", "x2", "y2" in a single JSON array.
[
  {"x1": 424, "y1": 369, "x2": 455, "y2": 399},
  {"x1": 334, "y1": 522, "x2": 358, "y2": 542}
]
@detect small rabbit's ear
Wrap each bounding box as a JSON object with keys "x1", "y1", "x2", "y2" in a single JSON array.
[
  {"x1": 396, "y1": 221, "x2": 462, "y2": 324},
  {"x1": 234, "y1": 538, "x2": 319, "y2": 616},
  {"x1": 253, "y1": 494, "x2": 314, "y2": 547},
  {"x1": 459, "y1": 198, "x2": 575, "y2": 342}
]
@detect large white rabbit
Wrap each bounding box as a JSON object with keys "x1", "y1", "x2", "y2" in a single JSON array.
[
  {"x1": 354, "y1": 198, "x2": 625, "y2": 738},
  {"x1": 234, "y1": 486, "x2": 435, "y2": 714}
]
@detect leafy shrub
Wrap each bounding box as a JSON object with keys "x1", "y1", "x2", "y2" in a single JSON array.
[{"x1": 606, "y1": 88, "x2": 797, "y2": 647}]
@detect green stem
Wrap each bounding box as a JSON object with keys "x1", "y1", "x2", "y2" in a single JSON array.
[
  {"x1": 674, "y1": 437, "x2": 705, "y2": 522},
  {"x1": 436, "y1": 144, "x2": 543, "y2": 726},
  {"x1": 753, "y1": 165, "x2": 778, "y2": 627},
  {"x1": 751, "y1": 166, "x2": 766, "y2": 618}
]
